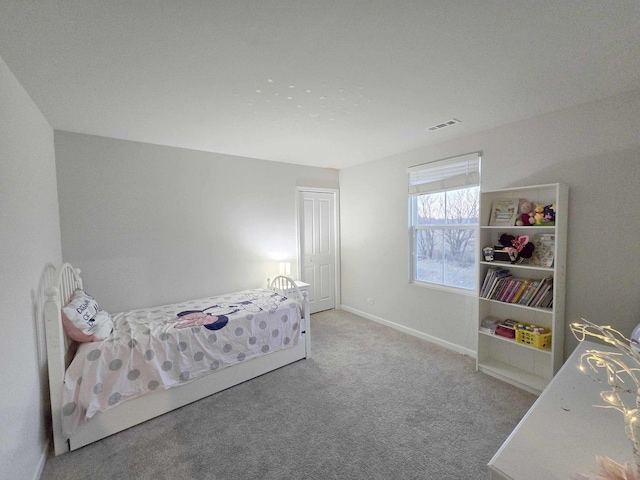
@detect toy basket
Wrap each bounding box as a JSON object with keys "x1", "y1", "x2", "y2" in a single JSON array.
[{"x1": 515, "y1": 323, "x2": 552, "y2": 350}]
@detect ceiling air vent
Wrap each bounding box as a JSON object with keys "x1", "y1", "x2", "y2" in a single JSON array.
[{"x1": 427, "y1": 118, "x2": 461, "y2": 132}]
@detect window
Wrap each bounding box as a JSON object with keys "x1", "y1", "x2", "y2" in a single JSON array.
[{"x1": 408, "y1": 153, "x2": 480, "y2": 290}]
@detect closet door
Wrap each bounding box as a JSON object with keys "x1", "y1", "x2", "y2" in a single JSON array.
[{"x1": 300, "y1": 190, "x2": 336, "y2": 313}]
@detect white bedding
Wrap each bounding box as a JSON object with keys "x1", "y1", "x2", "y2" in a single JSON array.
[{"x1": 61, "y1": 288, "x2": 301, "y2": 437}]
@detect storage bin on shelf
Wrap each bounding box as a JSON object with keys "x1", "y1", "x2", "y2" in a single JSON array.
[{"x1": 515, "y1": 323, "x2": 552, "y2": 350}]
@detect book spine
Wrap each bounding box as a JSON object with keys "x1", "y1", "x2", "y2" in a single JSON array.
[
  {"x1": 480, "y1": 269, "x2": 496, "y2": 297},
  {"x1": 503, "y1": 279, "x2": 522, "y2": 302},
  {"x1": 511, "y1": 279, "x2": 530, "y2": 304},
  {"x1": 529, "y1": 277, "x2": 553, "y2": 307},
  {"x1": 526, "y1": 277, "x2": 548, "y2": 306},
  {"x1": 490, "y1": 278, "x2": 508, "y2": 300},
  {"x1": 486, "y1": 272, "x2": 511, "y2": 299},
  {"x1": 498, "y1": 279, "x2": 515, "y2": 302},
  {"x1": 518, "y1": 280, "x2": 539, "y2": 305}
]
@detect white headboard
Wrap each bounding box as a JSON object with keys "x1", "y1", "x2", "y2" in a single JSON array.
[
  {"x1": 45, "y1": 263, "x2": 83, "y2": 367},
  {"x1": 44, "y1": 263, "x2": 83, "y2": 455}
]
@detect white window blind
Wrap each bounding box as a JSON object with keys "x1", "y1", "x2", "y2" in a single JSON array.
[{"x1": 407, "y1": 152, "x2": 480, "y2": 196}]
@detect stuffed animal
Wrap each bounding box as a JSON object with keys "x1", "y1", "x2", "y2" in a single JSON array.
[
  {"x1": 533, "y1": 204, "x2": 545, "y2": 225},
  {"x1": 498, "y1": 233, "x2": 535, "y2": 264},
  {"x1": 515, "y1": 200, "x2": 534, "y2": 226},
  {"x1": 542, "y1": 204, "x2": 556, "y2": 225}
]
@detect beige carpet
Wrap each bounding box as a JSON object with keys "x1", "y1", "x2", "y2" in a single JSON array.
[{"x1": 41, "y1": 309, "x2": 535, "y2": 479}]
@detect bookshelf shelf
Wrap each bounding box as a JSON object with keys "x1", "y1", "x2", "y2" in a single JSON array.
[
  {"x1": 478, "y1": 330, "x2": 552, "y2": 355},
  {"x1": 479, "y1": 261, "x2": 554, "y2": 273},
  {"x1": 476, "y1": 183, "x2": 568, "y2": 395},
  {"x1": 482, "y1": 225, "x2": 556, "y2": 231},
  {"x1": 477, "y1": 358, "x2": 549, "y2": 395},
  {"x1": 479, "y1": 297, "x2": 553, "y2": 314}
]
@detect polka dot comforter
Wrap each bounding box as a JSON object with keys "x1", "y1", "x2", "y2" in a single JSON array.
[{"x1": 62, "y1": 288, "x2": 302, "y2": 437}]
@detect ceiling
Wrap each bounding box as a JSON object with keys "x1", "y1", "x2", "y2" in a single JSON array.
[{"x1": 0, "y1": 1, "x2": 639, "y2": 169}]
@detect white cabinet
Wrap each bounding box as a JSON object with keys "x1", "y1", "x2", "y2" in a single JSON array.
[
  {"x1": 476, "y1": 183, "x2": 568, "y2": 394},
  {"x1": 273, "y1": 280, "x2": 310, "y2": 299},
  {"x1": 294, "y1": 281, "x2": 310, "y2": 296}
]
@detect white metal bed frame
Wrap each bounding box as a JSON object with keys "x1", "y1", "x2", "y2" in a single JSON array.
[{"x1": 44, "y1": 263, "x2": 310, "y2": 455}]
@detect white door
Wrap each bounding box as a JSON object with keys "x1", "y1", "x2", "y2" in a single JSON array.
[{"x1": 299, "y1": 190, "x2": 337, "y2": 313}]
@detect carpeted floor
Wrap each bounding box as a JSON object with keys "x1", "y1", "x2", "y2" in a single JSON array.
[{"x1": 40, "y1": 309, "x2": 536, "y2": 480}]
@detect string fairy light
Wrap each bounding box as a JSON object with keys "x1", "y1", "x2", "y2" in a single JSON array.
[{"x1": 571, "y1": 319, "x2": 640, "y2": 478}]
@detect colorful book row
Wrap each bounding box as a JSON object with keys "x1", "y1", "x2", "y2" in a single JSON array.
[{"x1": 480, "y1": 268, "x2": 553, "y2": 308}]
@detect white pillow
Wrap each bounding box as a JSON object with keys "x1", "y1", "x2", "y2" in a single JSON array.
[
  {"x1": 62, "y1": 289, "x2": 113, "y2": 342},
  {"x1": 84, "y1": 310, "x2": 113, "y2": 339},
  {"x1": 63, "y1": 289, "x2": 99, "y2": 322}
]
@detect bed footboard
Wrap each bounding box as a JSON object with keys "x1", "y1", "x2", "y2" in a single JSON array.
[{"x1": 267, "y1": 275, "x2": 311, "y2": 358}]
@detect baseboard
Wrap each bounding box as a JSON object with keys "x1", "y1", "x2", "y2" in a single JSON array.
[
  {"x1": 339, "y1": 305, "x2": 476, "y2": 358},
  {"x1": 34, "y1": 439, "x2": 49, "y2": 480}
]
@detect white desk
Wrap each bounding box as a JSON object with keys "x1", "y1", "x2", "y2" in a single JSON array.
[{"x1": 489, "y1": 340, "x2": 636, "y2": 479}]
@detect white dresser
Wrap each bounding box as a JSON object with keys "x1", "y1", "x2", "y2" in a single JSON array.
[{"x1": 489, "y1": 340, "x2": 636, "y2": 479}]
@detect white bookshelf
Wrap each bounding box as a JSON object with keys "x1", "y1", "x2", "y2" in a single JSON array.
[{"x1": 476, "y1": 183, "x2": 568, "y2": 395}]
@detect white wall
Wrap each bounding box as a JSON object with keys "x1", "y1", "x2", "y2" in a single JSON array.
[
  {"x1": 339, "y1": 89, "x2": 640, "y2": 359},
  {"x1": 0, "y1": 56, "x2": 62, "y2": 479},
  {"x1": 54, "y1": 132, "x2": 339, "y2": 312}
]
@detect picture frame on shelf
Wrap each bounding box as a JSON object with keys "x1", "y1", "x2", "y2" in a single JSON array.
[
  {"x1": 489, "y1": 198, "x2": 520, "y2": 226},
  {"x1": 529, "y1": 233, "x2": 555, "y2": 267}
]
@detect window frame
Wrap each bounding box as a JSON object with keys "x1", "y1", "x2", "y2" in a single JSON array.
[{"x1": 407, "y1": 153, "x2": 481, "y2": 292}]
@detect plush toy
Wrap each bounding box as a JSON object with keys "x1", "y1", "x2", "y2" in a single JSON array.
[
  {"x1": 533, "y1": 204, "x2": 545, "y2": 225},
  {"x1": 498, "y1": 233, "x2": 535, "y2": 264},
  {"x1": 542, "y1": 204, "x2": 556, "y2": 225},
  {"x1": 515, "y1": 200, "x2": 534, "y2": 226}
]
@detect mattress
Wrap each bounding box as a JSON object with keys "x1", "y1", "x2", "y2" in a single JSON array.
[{"x1": 61, "y1": 288, "x2": 302, "y2": 436}]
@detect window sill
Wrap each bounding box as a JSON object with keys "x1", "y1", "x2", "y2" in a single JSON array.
[{"x1": 409, "y1": 280, "x2": 477, "y2": 297}]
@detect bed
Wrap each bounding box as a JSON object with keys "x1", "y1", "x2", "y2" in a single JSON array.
[{"x1": 44, "y1": 263, "x2": 310, "y2": 455}]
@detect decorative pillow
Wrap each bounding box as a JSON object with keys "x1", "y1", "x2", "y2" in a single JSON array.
[
  {"x1": 61, "y1": 289, "x2": 113, "y2": 342},
  {"x1": 63, "y1": 289, "x2": 99, "y2": 322},
  {"x1": 61, "y1": 312, "x2": 99, "y2": 342}
]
